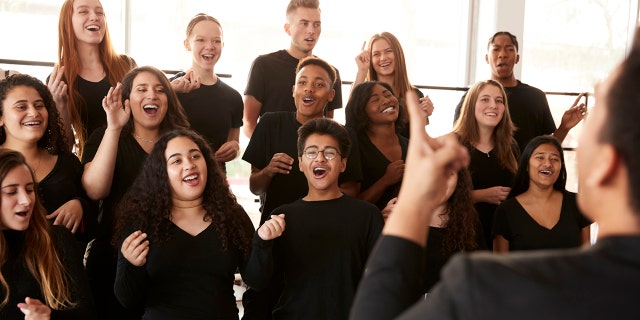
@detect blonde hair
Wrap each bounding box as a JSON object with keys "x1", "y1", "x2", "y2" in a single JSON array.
[{"x1": 453, "y1": 80, "x2": 518, "y2": 173}]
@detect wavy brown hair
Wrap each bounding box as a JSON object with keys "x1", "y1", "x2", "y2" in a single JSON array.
[
  {"x1": 0, "y1": 74, "x2": 69, "y2": 154},
  {"x1": 57, "y1": 0, "x2": 136, "y2": 155},
  {"x1": 119, "y1": 66, "x2": 190, "y2": 136},
  {"x1": 453, "y1": 80, "x2": 518, "y2": 174},
  {"x1": 113, "y1": 129, "x2": 252, "y2": 254},
  {"x1": 440, "y1": 168, "x2": 482, "y2": 254},
  {"x1": 0, "y1": 150, "x2": 74, "y2": 310}
]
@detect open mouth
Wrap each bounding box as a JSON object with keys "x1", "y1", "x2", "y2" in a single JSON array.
[
  {"x1": 382, "y1": 106, "x2": 395, "y2": 113},
  {"x1": 380, "y1": 62, "x2": 391, "y2": 68},
  {"x1": 183, "y1": 173, "x2": 199, "y2": 185},
  {"x1": 143, "y1": 104, "x2": 159, "y2": 115},
  {"x1": 202, "y1": 54, "x2": 215, "y2": 61},
  {"x1": 539, "y1": 170, "x2": 553, "y2": 176},
  {"x1": 16, "y1": 211, "x2": 28, "y2": 217},
  {"x1": 313, "y1": 167, "x2": 327, "y2": 178},
  {"x1": 22, "y1": 121, "x2": 41, "y2": 127},
  {"x1": 302, "y1": 96, "x2": 315, "y2": 104},
  {"x1": 86, "y1": 25, "x2": 100, "y2": 31}
]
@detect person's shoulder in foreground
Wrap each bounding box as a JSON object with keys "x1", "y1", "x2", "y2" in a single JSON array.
[{"x1": 350, "y1": 27, "x2": 640, "y2": 319}]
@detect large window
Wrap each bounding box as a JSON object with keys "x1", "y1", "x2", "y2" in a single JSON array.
[{"x1": 1, "y1": 0, "x2": 638, "y2": 226}]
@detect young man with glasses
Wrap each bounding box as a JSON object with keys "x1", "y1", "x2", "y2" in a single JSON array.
[
  {"x1": 244, "y1": 117, "x2": 383, "y2": 320},
  {"x1": 241, "y1": 56, "x2": 362, "y2": 319}
]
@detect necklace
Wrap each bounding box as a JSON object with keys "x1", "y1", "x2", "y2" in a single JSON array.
[
  {"x1": 31, "y1": 150, "x2": 42, "y2": 174},
  {"x1": 133, "y1": 133, "x2": 157, "y2": 144}
]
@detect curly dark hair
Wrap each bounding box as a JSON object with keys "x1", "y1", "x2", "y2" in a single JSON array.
[
  {"x1": 345, "y1": 81, "x2": 405, "y2": 135},
  {"x1": 113, "y1": 129, "x2": 252, "y2": 254},
  {"x1": 119, "y1": 66, "x2": 190, "y2": 136},
  {"x1": 440, "y1": 168, "x2": 482, "y2": 254},
  {"x1": 0, "y1": 74, "x2": 69, "y2": 154}
]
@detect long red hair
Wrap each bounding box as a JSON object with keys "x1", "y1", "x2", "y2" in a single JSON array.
[{"x1": 57, "y1": 0, "x2": 135, "y2": 155}]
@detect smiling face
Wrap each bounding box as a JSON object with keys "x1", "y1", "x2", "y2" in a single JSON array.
[
  {"x1": 0, "y1": 85, "x2": 48, "y2": 144},
  {"x1": 165, "y1": 136, "x2": 207, "y2": 204},
  {"x1": 299, "y1": 133, "x2": 346, "y2": 194},
  {"x1": 0, "y1": 165, "x2": 35, "y2": 231},
  {"x1": 371, "y1": 38, "x2": 395, "y2": 78},
  {"x1": 528, "y1": 143, "x2": 562, "y2": 189},
  {"x1": 293, "y1": 64, "x2": 335, "y2": 123},
  {"x1": 286, "y1": 7, "x2": 321, "y2": 56},
  {"x1": 185, "y1": 20, "x2": 223, "y2": 71},
  {"x1": 365, "y1": 83, "x2": 399, "y2": 126},
  {"x1": 486, "y1": 34, "x2": 520, "y2": 83},
  {"x1": 71, "y1": 0, "x2": 106, "y2": 45},
  {"x1": 474, "y1": 84, "x2": 505, "y2": 129},
  {"x1": 129, "y1": 71, "x2": 169, "y2": 131}
]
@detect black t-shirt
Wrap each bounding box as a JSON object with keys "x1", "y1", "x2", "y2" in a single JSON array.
[
  {"x1": 244, "y1": 50, "x2": 343, "y2": 115},
  {"x1": 356, "y1": 131, "x2": 408, "y2": 210},
  {"x1": 76, "y1": 76, "x2": 111, "y2": 139},
  {"x1": 245, "y1": 195, "x2": 383, "y2": 320},
  {"x1": 493, "y1": 191, "x2": 592, "y2": 251},
  {"x1": 172, "y1": 74, "x2": 243, "y2": 152},
  {"x1": 115, "y1": 215, "x2": 254, "y2": 320},
  {"x1": 38, "y1": 151, "x2": 97, "y2": 244},
  {"x1": 467, "y1": 146, "x2": 516, "y2": 249},
  {"x1": 81, "y1": 128, "x2": 148, "y2": 242}
]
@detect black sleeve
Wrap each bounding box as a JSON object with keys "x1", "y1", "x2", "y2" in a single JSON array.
[
  {"x1": 340, "y1": 127, "x2": 363, "y2": 184},
  {"x1": 81, "y1": 127, "x2": 106, "y2": 165},
  {"x1": 350, "y1": 236, "x2": 425, "y2": 320},
  {"x1": 50, "y1": 226, "x2": 96, "y2": 320},
  {"x1": 492, "y1": 201, "x2": 511, "y2": 240},
  {"x1": 413, "y1": 87, "x2": 424, "y2": 99},
  {"x1": 68, "y1": 153, "x2": 98, "y2": 242},
  {"x1": 453, "y1": 90, "x2": 468, "y2": 125},
  {"x1": 113, "y1": 231, "x2": 148, "y2": 308},
  {"x1": 242, "y1": 232, "x2": 275, "y2": 291}
]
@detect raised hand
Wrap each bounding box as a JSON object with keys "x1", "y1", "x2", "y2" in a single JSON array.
[
  {"x1": 263, "y1": 153, "x2": 294, "y2": 177},
  {"x1": 559, "y1": 92, "x2": 588, "y2": 131},
  {"x1": 171, "y1": 70, "x2": 201, "y2": 93},
  {"x1": 121, "y1": 230, "x2": 149, "y2": 267},
  {"x1": 47, "y1": 64, "x2": 68, "y2": 112},
  {"x1": 102, "y1": 82, "x2": 130, "y2": 131},
  {"x1": 383, "y1": 90, "x2": 469, "y2": 244},
  {"x1": 355, "y1": 41, "x2": 371, "y2": 75},
  {"x1": 258, "y1": 214, "x2": 286, "y2": 240}
]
